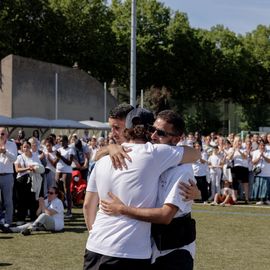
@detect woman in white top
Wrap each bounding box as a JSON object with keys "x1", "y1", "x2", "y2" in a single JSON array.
[
  {"x1": 14, "y1": 141, "x2": 44, "y2": 223},
  {"x1": 1, "y1": 187, "x2": 65, "y2": 235},
  {"x1": 208, "y1": 145, "x2": 223, "y2": 201},
  {"x1": 192, "y1": 141, "x2": 209, "y2": 203},
  {"x1": 252, "y1": 141, "x2": 270, "y2": 205},
  {"x1": 227, "y1": 136, "x2": 249, "y2": 203}
]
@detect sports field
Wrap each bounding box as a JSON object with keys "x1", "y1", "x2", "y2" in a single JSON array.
[{"x1": 1, "y1": 204, "x2": 270, "y2": 270}]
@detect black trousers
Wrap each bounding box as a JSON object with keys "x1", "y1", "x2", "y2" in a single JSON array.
[
  {"x1": 15, "y1": 180, "x2": 38, "y2": 221},
  {"x1": 83, "y1": 249, "x2": 151, "y2": 270},
  {"x1": 150, "y1": 249, "x2": 193, "y2": 270},
  {"x1": 195, "y1": 176, "x2": 209, "y2": 201}
]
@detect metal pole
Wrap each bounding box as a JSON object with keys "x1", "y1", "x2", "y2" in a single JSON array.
[
  {"x1": 130, "y1": 0, "x2": 137, "y2": 107},
  {"x1": 55, "y1": 72, "x2": 58, "y2": 120},
  {"x1": 104, "y1": 82, "x2": 107, "y2": 122},
  {"x1": 140, "y1": 89, "x2": 144, "y2": 108}
]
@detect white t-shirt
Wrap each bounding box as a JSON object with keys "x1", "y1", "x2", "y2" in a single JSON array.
[
  {"x1": 151, "y1": 164, "x2": 196, "y2": 263},
  {"x1": 44, "y1": 149, "x2": 57, "y2": 173},
  {"x1": 252, "y1": 150, "x2": 270, "y2": 177},
  {"x1": 15, "y1": 153, "x2": 42, "y2": 178},
  {"x1": 228, "y1": 147, "x2": 248, "y2": 168},
  {"x1": 56, "y1": 147, "x2": 75, "y2": 173},
  {"x1": 0, "y1": 140, "x2": 17, "y2": 173},
  {"x1": 86, "y1": 142, "x2": 184, "y2": 259},
  {"x1": 208, "y1": 154, "x2": 222, "y2": 173},
  {"x1": 45, "y1": 198, "x2": 64, "y2": 231},
  {"x1": 192, "y1": 151, "x2": 208, "y2": 176}
]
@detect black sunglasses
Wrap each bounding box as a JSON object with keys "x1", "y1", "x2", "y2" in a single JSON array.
[
  {"x1": 48, "y1": 191, "x2": 55, "y2": 195},
  {"x1": 148, "y1": 125, "x2": 178, "y2": 137},
  {"x1": 0, "y1": 133, "x2": 5, "y2": 136}
]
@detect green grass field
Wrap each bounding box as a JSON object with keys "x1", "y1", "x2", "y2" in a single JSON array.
[{"x1": 1, "y1": 204, "x2": 270, "y2": 270}]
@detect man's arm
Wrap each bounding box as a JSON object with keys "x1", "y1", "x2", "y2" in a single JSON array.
[
  {"x1": 83, "y1": 191, "x2": 99, "y2": 231},
  {"x1": 181, "y1": 146, "x2": 200, "y2": 164},
  {"x1": 95, "y1": 144, "x2": 132, "y2": 169},
  {"x1": 100, "y1": 192, "x2": 178, "y2": 224},
  {"x1": 1, "y1": 142, "x2": 17, "y2": 162}
]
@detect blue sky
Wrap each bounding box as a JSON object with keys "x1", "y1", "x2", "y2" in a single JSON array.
[{"x1": 162, "y1": 0, "x2": 270, "y2": 34}]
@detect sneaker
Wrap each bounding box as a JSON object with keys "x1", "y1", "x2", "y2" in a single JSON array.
[
  {"x1": 65, "y1": 212, "x2": 72, "y2": 218},
  {"x1": 265, "y1": 200, "x2": 270, "y2": 205},
  {"x1": 210, "y1": 202, "x2": 218, "y2": 206},
  {"x1": 0, "y1": 224, "x2": 13, "y2": 233},
  {"x1": 21, "y1": 226, "x2": 32, "y2": 236},
  {"x1": 256, "y1": 201, "x2": 265, "y2": 205},
  {"x1": 203, "y1": 201, "x2": 208, "y2": 205}
]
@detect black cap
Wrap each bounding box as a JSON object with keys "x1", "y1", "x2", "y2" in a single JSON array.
[{"x1": 125, "y1": 108, "x2": 154, "y2": 129}]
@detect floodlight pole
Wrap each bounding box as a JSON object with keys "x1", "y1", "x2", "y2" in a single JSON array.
[
  {"x1": 55, "y1": 72, "x2": 58, "y2": 120},
  {"x1": 104, "y1": 82, "x2": 107, "y2": 122},
  {"x1": 130, "y1": 0, "x2": 137, "y2": 107}
]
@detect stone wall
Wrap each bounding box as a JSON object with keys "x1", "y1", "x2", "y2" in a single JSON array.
[{"x1": 0, "y1": 55, "x2": 117, "y2": 121}]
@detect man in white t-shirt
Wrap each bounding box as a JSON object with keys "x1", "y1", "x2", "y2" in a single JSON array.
[
  {"x1": 0, "y1": 127, "x2": 17, "y2": 228},
  {"x1": 55, "y1": 135, "x2": 75, "y2": 218},
  {"x1": 100, "y1": 110, "x2": 197, "y2": 270},
  {"x1": 83, "y1": 108, "x2": 199, "y2": 270}
]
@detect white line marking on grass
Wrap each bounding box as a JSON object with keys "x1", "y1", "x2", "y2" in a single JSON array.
[{"x1": 193, "y1": 209, "x2": 270, "y2": 217}]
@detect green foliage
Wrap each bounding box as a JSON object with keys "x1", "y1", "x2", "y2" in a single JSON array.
[{"x1": 1, "y1": 0, "x2": 270, "y2": 131}]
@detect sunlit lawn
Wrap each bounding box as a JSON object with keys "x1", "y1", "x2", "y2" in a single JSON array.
[{"x1": 1, "y1": 204, "x2": 270, "y2": 270}]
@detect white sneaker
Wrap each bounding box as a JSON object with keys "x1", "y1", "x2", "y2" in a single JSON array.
[
  {"x1": 265, "y1": 200, "x2": 270, "y2": 205},
  {"x1": 256, "y1": 201, "x2": 265, "y2": 205},
  {"x1": 210, "y1": 202, "x2": 218, "y2": 206}
]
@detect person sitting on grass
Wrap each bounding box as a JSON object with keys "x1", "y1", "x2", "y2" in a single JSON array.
[
  {"x1": 210, "y1": 180, "x2": 235, "y2": 206},
  {"x1": 0, "y1": 187, "x2": 64, "y2": 235}
]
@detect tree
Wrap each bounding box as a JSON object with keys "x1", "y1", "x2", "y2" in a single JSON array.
[{"x1": 0, "y1": 0, "x2": 67, "y2": 64}]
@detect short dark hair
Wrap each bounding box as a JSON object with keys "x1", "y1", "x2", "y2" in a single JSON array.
[
  {"x1": 109, "y1": 104, "x2": 134, "y2": 120},
  {"x1": 156, "y1": 110, "x2": 185, "y2": 136},
  {"x1": 45, "y1": 137, "x2": 54, "y2": 145}
]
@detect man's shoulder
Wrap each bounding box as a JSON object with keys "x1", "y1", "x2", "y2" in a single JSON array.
[{"x1": 162, "y1": 163, "x2": 193, "y2": 178}]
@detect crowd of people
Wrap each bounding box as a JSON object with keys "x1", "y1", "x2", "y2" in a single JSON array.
[
  {"x1": 1, "y1": 104, "x2": 270, "y2": 269},
  {"x1": 184, "y1": 131, "x2": 270, "y2": 206},
  {"x1": 0, "y1": 127, "x2": 108, "y2": 234},
  {"x1": 0, "y1": 120, "x2": 269, "y2": 231}
]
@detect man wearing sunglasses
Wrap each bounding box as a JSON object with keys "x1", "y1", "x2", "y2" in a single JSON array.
[
  {"x1": 0, "y1": 127, "x2": 17, "y2": 229},
  {"x1": 100, "y1": 110, "x2": 198, "y2": 270},
  {"x1": 83, "y1": 108, "x2": 200, "y2": 270}
]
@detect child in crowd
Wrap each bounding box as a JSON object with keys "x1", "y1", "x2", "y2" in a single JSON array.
[
  {"x1": 208, "y1": 145, "x2": 223, "y2": 200},
  {"x1": 210, "y1": 180, "x2": 235, "y2": 206}
]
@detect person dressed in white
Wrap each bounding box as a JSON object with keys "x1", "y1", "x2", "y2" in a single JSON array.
[
  {"x1": 0, "y1": 187, "x2": 64, "y2": 235},
  {"x1": 100, "y1": 110, "x2": 198, "y2": 270},
  {"x1": 252, "y1": 141, "x2": 270, "y2": 205},
  {"x1": 192, "y1": 141, "x2": 209, "y2": 203},
  {"x1": 101, "y1": 164, "x2": 196, "y2": 270},
  {"x1": 15, "y1": 141, "x2": 44, "y2": 223},
  {"x1": 0, "y1": 127, "x2": 17, "y2": 228},
  {"x1": 208, "y1": 145, "x2": 223, "y2": 200},
  {"x1": 227, "y1": 136, "x2": 249, "y2": 203},
  {"x1": 55, "y1": 135, "x2": 75, "y2": 218},
  {"x1": 83, "y1": 108, "x2": 199, "y2": 270}
]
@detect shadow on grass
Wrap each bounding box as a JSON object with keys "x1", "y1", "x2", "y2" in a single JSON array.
[
  {"x1": 0, "y1": 262, "x2": 13, "y2": 266},
  {"x1": 62, "y1": 227, "x2": 87, "y2": 233},
  {"x1": 0, "y1": 236, "x2": 13, "y2": 239}
]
